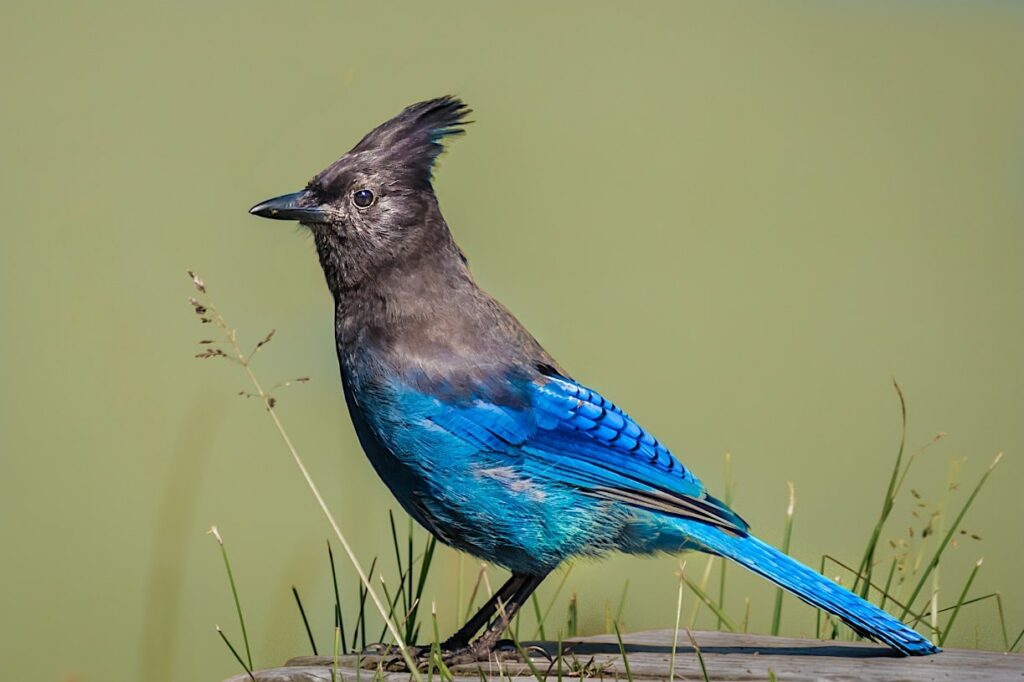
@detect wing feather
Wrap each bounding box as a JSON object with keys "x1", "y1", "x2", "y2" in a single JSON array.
[{"x1": 426, "y1": 374, "x2": 749, "y2": 535}]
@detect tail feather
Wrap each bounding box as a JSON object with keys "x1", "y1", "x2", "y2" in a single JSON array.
[{"x1": 685, "y1": 523, "x2": 939, "y2": 656}]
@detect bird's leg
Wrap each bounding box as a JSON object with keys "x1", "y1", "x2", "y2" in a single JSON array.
[
  {"x1": 440, "y1": 573, "x2": 529, "y2": 651},
  {"x1": 372, "y1": 573, "x2": 549, "y2": 670},
  {"x1": 467, "y1": 573, "x2": 548, "y2": 658}
]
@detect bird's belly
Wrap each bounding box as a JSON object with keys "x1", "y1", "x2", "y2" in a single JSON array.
[{"x1": 347, "y1": 403, "x2": 625, "y2": 573}]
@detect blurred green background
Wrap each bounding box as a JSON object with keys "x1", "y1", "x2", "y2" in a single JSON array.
[{"x1": 2, "y1": 2, "x2": 1022, "y2": 681}]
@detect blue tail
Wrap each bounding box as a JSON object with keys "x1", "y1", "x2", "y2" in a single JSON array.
[{"x1": 681, "y1": 522, "x2": 939, "y2": 655}]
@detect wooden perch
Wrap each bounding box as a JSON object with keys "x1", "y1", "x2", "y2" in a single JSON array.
[{"x1": 224, "y1": 629, "x2": 1023, "y2": 681}]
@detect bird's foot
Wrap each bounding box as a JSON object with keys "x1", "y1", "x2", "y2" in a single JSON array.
[
  {"x1": 356, "y1": 643, "x2": 423, "y2": 671},
  {"x1": 359, "y1": 639, "x2": 522, "y2": 671},
  {"x1": 434, "y1": 639, "x2": 521, "y2": 667}
]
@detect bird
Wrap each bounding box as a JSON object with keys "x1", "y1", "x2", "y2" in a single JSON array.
[{"x1": 249, "y1": 96, "x2": 938, "y2": 660}]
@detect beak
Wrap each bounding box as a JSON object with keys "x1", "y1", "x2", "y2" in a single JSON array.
[{"x1": 248, "y1": 190, "x2": 328, "y2": 223}]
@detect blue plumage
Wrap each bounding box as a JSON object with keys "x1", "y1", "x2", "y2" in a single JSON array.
[{"x1": 250, "y1": 96, "x2": 939, "y2": 658}]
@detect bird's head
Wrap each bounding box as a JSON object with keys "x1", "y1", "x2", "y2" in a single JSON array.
[{"x1": 250, "y1": 96, "x2": 471, "y2": 289}]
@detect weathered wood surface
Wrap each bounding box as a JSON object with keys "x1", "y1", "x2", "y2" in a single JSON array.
[{"x1": 225, "y1": 629, "x2": 1024, "y2": 682}]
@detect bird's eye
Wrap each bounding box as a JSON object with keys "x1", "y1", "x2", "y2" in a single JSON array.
[{"x1": 352, "y1": 189, "x2": 375, "y2": 209}]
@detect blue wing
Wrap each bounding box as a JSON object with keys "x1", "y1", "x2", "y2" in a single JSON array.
[{"x1": 426, "y1": 372, "x2": 749, "y2": 535}]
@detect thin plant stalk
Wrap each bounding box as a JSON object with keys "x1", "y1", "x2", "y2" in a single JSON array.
[
  {"x1": 409, "y1": 535, "x2": 438, "y2": 643},
  {"x1": 377, "y1": 572, "x2": 412, "y2": 644},
  {"x1": 996, "y1": 592, "x2": 1010, "y2": 651},
  {"x1": 770, "y1": 482, "x2": 795, "y2": 636},
  {"x1": 853, "y1": 379, "x2": 908, "y2": 598},
  {"x1": 208, "y1": 526, "x2": 253, "y2": 671},
  {"x1": 613, "y1": 622, "x2": 634, "y2": 682},
  {"x1": 532, "y1": 563, "x2": 575, "y2": 639},
  {"x1": 820, "y1": 553, "x2": 929, "y2": 630},
  {"x1": 188, "y1": 277, "x2": 419, "y2": 678},
  {"x1": 463, "y1": 563, "x2": 488, "y2": 621},
  {"x1": 669, "y1": 562, "x2": 685, "y2": 682},
  {"x1": 939, "y1": 558, "x2": 983, "y2": 647},
  {"x1": 252, "y1": 362, "x2": 413, "y2": 668},
  {"x1": 687, "y1": 556, "x2": 716, "y2": 627},
  {"x1": 292, "y1": 586, "x2": 318, "y2": 656},
  {"x1": 351, "y1": 556, "x2": 378, "y2": 652},
  {"x1": 717, "y1": 451, "x2": 734, "y2": 630},
  {"x1": 566, "y1": 593, "x2": 578, "y2": 638},
  {"x1": 878, "y1": 558, "x2": 898, "y2": 612},
  {"x1": 332, "y1": 624, "x2": 341, "y2": 682},
  {"x1": 556, "y1": 635, "x2": 564, "y2": 682},
  {"x1": 494, "y1": 598, "x2": 545, "y2": 682},
  {"x1": 1010, "y1": 627, "x2": 1024, "y2": 653},
  {"x1": 327, "y1": 541, "x2": 348, "y2": 655},
  {"x1": 216, "y1": 625, "x2": 255, "y2": 682},
  {"x1": 531, "y1": 594, "x2": 546, "y2": 640},
  {"x1": 407, "y1": 517, "x2": 415, "y2": 634},
  {"x1": 682, "y1": 573, "x2": 736, "y2": 632},
  {"x1": 899, "y1": 452, "x2": 1003, "y2": 618},
  {"x1": 429, "y1": 603, "x2": 454, "y2": 682},
  {"x1": 615, "y1": 580, "x2": 630, "y2": 625},
  {"x1": 686, "y1": 628, "x2": 710, "y2": 682}
]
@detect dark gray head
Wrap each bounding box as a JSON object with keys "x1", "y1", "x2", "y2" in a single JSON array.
[{"x1": 250, "y1": 96, "x2": 471, "y2": 294}]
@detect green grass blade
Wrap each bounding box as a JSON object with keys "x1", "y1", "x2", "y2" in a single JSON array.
[
  {"x1": 216, "y1": 625, "x2": 255, "y2": 682},
  {"x1": 718, "y1": 451, "x2": 734, "y2": 630},
  {"x1": 687, "y1": 556, "x2": 716, "y2": 627},
  {"x1": 375, "y1": 568, "x2": 415, "y2": 644},
  {"x1": 556, "y1": 634, "x2": 564, "y2": 682},
  {"x1": 352, "y1": 557, "x2": 378, "y2": 651},
  {"x1": 615, "y1": 579, "x2": 630, "y2": 625},
  {"x1": 900, "y1": 452, "x2": 1003, "y2": 619},
  {"x1": 822, "y1": 553, "x2": 934, "y2": 632},
  {"x1": 209, "y1": 527, "x2": 253, "y2": 670},
  {"x1": 331, "y1": 624, "x2": 341, "y2": 682},
  {"x1": 566, "y1": 593, "x2": 578, "y2": 638},
  {"x1": 428, "y1": 603, "x2": 454, "y2": 682},
  {"x1": 327, "y1": 540, "x2": 349, "y2": 655},
  {"x1": 938, "y1": 558, "x2": 982, "y2": 647},
  {"x1": 878, "y1": 558, "x2": 898, "y2": 611},
  {"x1": 498, "y1": 609, "x2": 544, "y2": 682},
  {"x1": 292, "y1": 585, "x2": 318, "y2": 656},
  {"x1": 407, "y1": 517, "x2": 415, "y2": 629},
  {"x1": 463, "y1": 563, "x2": 487, "y2": 622},
  {"x1": 613, "y1": 622, "x2": 633, "y2": 682},
  {"x1": 995, "y1": 592, "x2": 1009, "y2": 651},
  {"x1": 1010, "y1": 627, "x2": 1024, "y2": 653},
  {"x1": 533, "y1": 563, "x2": 574, "y2": 639},
  {"x1": 771, "y1": 482, "x2": 795, "y2": 636},
  {"x1": 409, "y1": 535, "x2": 437, "y2": 643},
  {"x1": 387, "y1": 507, "x2": 403, "y2": 602},
  {"x1": 682, "y1": 573, "x2": 736, "y2": 632},
  {"x1": 853, "y1": 379, "x2": 907, "y2": 598},
  {"x1": 669, "y1": 563, "x2": 684, "y2": 682},
  {"x1": 531, "y1": 593, "x2": 546, "y2": 640},
  {"x1": 686, "y1": 628, "x2": 710, "y2": 682}
]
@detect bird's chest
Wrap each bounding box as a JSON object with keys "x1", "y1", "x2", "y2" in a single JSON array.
[{"x1": 340, "y1": 357, "x2": 489, "y2": 500}]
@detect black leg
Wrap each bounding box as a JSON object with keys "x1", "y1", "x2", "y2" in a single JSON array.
[
  {"x1": 441, "y1": 573, "x2": 529, "y2": 651},
  {"x1": 470, "y1": 573, "x2": 548, "y2": 654}
]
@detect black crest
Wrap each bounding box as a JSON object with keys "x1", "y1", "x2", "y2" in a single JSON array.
[{"x1": 314, "y1": 96, "x2": 472, "y2": 192}]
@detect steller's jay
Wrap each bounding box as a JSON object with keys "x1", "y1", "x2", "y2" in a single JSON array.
[{"x1": 250, "y1": 96, "x2": 938, "y2": 659}]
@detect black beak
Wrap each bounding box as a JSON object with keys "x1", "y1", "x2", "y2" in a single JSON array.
[{"x1": 249, "y1": 190, "x2": 328, "y2": 223}]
